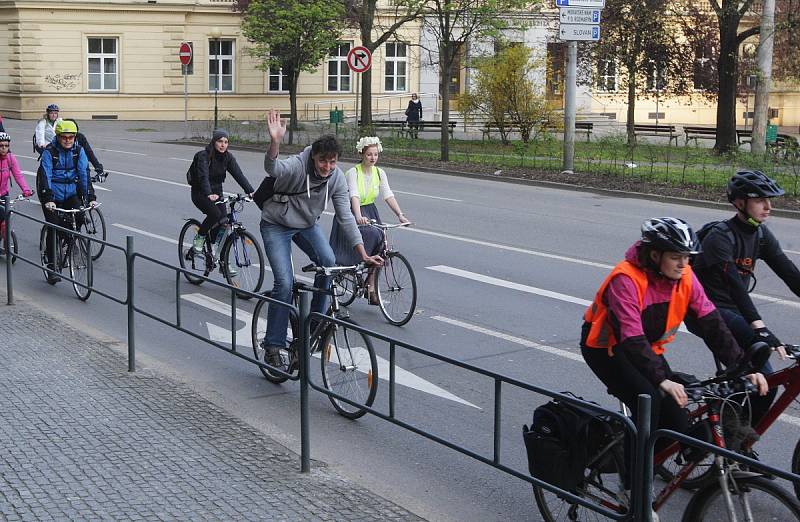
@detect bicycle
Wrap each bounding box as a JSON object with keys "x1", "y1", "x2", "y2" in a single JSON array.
[
  {"x1": 656, "y1": 344, "x2": 800, "y2": 499},
  {"x1": 178, "y1": 194, "x2": 265, "y2": 298},
  {"x1": 532, "y1": 359, "x2": 800, "y2": 521},
  {"x1": 38, "y1": 205, "x2": 95, "y2": 301},
  {"x1": 251, "y1": 262, "x2": 379, "y2": 419},
  {"x1": 82, "y1": 169, "x2": 108, "y2": 261},
  {"x1": 335, "y1": 220, "x2": 417, "y2": 326},
  {"x1": 1, "y1": 195, "x2": 30, "y2": 264}
]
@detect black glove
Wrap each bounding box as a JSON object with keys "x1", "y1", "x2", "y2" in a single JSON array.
[{"x1": 753, "y1": 327, "x2": 782, "y2": 348}]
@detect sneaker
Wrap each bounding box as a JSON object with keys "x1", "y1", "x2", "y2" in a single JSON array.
[
  {"x1": 45, "y1": 264, "x2": 61, "y2": 284},
  {"x1": 263, "y1": 345, "x2": 285, "y2": 369},
  {"x1": 192, "y1": 234, "x2": 205, "y2": 253}
]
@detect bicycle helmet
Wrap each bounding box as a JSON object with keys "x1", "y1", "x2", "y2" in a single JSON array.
[
  {"x1": 727, "y1": 170, "x2": 785, "y2": 202},
  {"x1": 0, "y1": 132, "x2": 10, "y2": 142},
  {"x1": 641, "y1": 217, "x2": 701, "y2": 255},
  {"x1": 46, "y1": 103, "x2": 60, "y2": 112},
  {"x1": 54, "y1": 119, "x2": 78, "y2": 135}
]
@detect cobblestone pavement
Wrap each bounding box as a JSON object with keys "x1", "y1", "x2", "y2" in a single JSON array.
[{"x1": 0, "y1": 294, "x2": 423, "y2": 521}]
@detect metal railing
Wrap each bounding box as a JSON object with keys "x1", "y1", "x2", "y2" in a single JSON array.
[{"x1": 302, "y1": 92, "x2": 440, "y2": 122}]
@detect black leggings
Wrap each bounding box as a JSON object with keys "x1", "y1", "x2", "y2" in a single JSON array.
[
  {"x1": 191, "y1": 190, "x2": 226, "y2": 237},
  {"x1": 42, "y1": 195, "x2": 85, "y2": 264},
  {"x1": 582, "y1": 346, "x2": 689, "y2": 452}
]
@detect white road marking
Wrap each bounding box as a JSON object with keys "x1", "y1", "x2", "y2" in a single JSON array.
[
  {"x1": 105, "y1": 169, "x2": 189, "y2": 188},
  {"x1": 97, "y1": 148, "x2": 147, "y2": 156},
  {"x1": 393, "y1": 190, "x2": 462, "y2": 202},
  {"x1": 182, "y1": 292, "x2": 478, "y2": 408},
  {"x1": 21, "y1": 170, "x2": 111, "y2": 191},
  {"x1": 433, "y1": 314, "x2": 800, "y2": 426},
  {"x1": 784, "y1": 249, "x2": 800, "y2": 255},
  {"x1": 170, "y1": 157, "x2": 193, "y2": 162}
]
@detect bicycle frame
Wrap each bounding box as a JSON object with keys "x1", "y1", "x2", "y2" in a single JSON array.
[{"x1": 753, "y1": 349, "x2": 800, "y2": 437}]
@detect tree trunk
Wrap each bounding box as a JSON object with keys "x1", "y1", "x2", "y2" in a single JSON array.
[
  {"x1": 360, "y1": 66, "x2": 373, "y2": 128},
  {"x1": 288, "y1": 72, "x2": 299, "y2": 145},
  {"x1": 714, "y1": 10, "x2": 742, "y2": 153},
  {"x1": 626, "y1": 65, "x2": 637, "y2": 145},
  {"x1": 440, "y1": 49, "x2": 451, "y2": 162}
]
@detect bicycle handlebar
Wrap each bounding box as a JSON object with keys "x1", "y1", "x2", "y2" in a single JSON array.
[
  {"x1": 685, "y1": 376, "x2": 757, "y2": 402},
  {"x1": 51, "y1": 202, "x2": 101, "y2": 214},
  {"x1": 366, "y1": 219, "x2": 412, "y2": 229},
  {"x1": 301, "y1": 262, "x2": 367, "y2": 276},
  {"x1": 214, "y1": 194, "x2": 253, "y2": 206}
]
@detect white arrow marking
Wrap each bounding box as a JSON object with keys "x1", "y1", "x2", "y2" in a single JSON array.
[
  {"x1": 181, "y1": 292, "x2": 479, "y2": 409},
  {"x1": 22, "y1": 170, "x2": 110, "y2": 191}
]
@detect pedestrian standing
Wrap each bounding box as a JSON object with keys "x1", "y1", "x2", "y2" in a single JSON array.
[{"x1": 405, "y1": 93, "x2": 423, "y2": 139}]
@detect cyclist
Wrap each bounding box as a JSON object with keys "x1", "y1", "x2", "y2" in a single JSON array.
[
  {"x1": 581, "y1": 217, "x2": 767, "y2": 449},
  {"x1": 187, "y1": 128, "x2": 254, "y2": 254},
  {"x1": 0, "y1": 132, "x2": 34, "y2": 250},
  {"x1": 259, "y1": 109, "x2": 382, "y2": 367},
  {"x1": 34, "y1": 103, "x2": 62, "y2": 155},
  {"x1": 691, "y1": 170, "x2": 799, "y2": 422},
  {"x1": 62, "y1": 119, "x2": 104, "y2": 178},
  {"x1": 329, "y1": 136, "x2": 409, "y2": 304},
  {"x1": 37, "y1": 119, "x2": 94, "y2": 284}
]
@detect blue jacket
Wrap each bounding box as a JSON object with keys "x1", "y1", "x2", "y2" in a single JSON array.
[{"x1": 37, "y1": 140, "x2": 93, "y2": 204}]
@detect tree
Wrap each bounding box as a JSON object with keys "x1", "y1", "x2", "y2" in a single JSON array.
[
  {"x1": 237, "y1": 0, "x2": 344, "y2": 144},
  {"x1": 345, "y1": 0, "x2": 427, "y2": 127},
  {"x1": 420, "y1": 0, "x2": 540, "y2": 161},
  {"x1": 461, "y1": 45, "x2": 555, "y2": 144},
  {"x1": 585, "y1": 0, "x2": 693, "y2": 145},
  {"x1": 773, "y1": 0, "x2": 800, "y2": 81}
]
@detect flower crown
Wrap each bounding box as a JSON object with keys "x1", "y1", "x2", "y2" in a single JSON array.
[{"x1": 356, "y1": 136, "x2": 383, "y2": 154}]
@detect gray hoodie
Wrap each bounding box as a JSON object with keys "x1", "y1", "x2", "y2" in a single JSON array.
[{"x1": 262, "y1": 146, "x2": 363, "y2": 250}]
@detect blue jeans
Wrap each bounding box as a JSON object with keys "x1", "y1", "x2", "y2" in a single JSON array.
[{"x1": 260, "y1": 221, "x2": 336, "y2": 348}]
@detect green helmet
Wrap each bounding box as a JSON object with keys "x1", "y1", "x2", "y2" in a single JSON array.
[{"x1": 54, "y1": 120, "x2": 78, "y2": 135}]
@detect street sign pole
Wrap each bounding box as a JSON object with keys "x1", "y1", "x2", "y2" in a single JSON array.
[
  {"x1": 184, "y1": 69, "x2": 189, "y2": 139},
  {"x1": 563, "y1": 41, "x2": 577, "y2": 173}
]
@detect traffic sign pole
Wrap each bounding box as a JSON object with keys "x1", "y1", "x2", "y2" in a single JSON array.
[{"x1": 563, "y1": 41, "x2": 577, "y2": 174}]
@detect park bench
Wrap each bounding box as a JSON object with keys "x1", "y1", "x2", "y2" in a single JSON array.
[
  {"x1": 359, "y1": 119, "x2": 456, "y2": 138},
  {"x1": 683, "y1": 126, "x2": 718, "y2": 146},
  {"x1": 481, "y1": 121, "x2": 593, "y2": 141},
  {"x1": 737, "y1": 129, "x2": 800, "y2": 159},
  {"x1": 406, "y1": 120, "x2": 457, "y2": 138},
  {"x1": 632, "y1": 123, "x2": 679, "y2": 145},
  {"x1": 359, "y1": 119, "x2": 407, "y2": 137}
]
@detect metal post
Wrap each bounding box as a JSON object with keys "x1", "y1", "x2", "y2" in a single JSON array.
[
  {"x1": 183, "y1": 68, "x2": 189, "y2": 139},
  {"x1": 4, "y1": 195, "x2": 12, "y2": 305},
  {"x1": 299, "y1": 291, "x2": 312, "y2": 473},
  {"x1": 126, "y1": 235, "x2": 136, "y2": 372},
  {"x1": 213, "y1": 38, "x2": 219, "y2": 129},
  {"x1": 632, "y1": 394, "x2": 653, "y2": 522},
  {"x1": 562, "y1": 41, "x2": 577, "y2": 174}
]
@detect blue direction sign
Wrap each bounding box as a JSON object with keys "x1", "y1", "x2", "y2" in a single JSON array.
[
  {"x1": 559, "y1": 7, "x2": 602, "y2": 24},
  {"x1": 555, "y1": 0, "x2": 605, "y2": 7},
  {"x1": 559, "y1": 24, "x2": 601, "y2": 41}
]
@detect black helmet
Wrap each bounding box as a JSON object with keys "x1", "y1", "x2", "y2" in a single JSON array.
[
  {"x1": 727, "y1": 170, "x2": 785, "y2": 202},
  {"x1": 46, "y1": 103, "x2": 59, "y2": 112},
  {"x1": 641, "y1": 217, "x2": 701, "y2": 255}
]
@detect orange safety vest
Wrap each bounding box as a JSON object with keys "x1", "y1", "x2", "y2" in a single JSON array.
[{"x1": 583, "y1": 260, "x2": 693, "y2": 356}]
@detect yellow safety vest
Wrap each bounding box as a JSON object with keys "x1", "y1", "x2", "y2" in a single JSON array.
[{"x1": 355, "y1": 163, "x2": 381, "y2": 206}]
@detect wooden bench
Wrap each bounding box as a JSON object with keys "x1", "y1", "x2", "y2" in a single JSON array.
[
  {"x1": 359, "y1": 119, "x2": 456, "y2": 138},
  {"x1": 359, "y1": 119, "x2": 407, "y2": 137},
  {"x1": 406, "y1": 120, "x2": 457, "y2": 138},
  {"x1": 683, "y1": 126, "x2": 717, "y2": 146},
  {"x1": 633, "y1": 124, "x2": 679, "y2": 145},
  {"x1": 481, "y1": 121, "x2": 593, "y2": 141},
  {"x1": 737, "y1": 129, "x2": 800, "y2": 159}
]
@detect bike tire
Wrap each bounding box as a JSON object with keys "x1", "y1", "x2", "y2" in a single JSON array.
[
  {"x1": 792, "y1": 438, "x2": 800, "y2": 500},
  {"x1": 221, "y1": 229, "x2": 265, "y2": 299},
  {"x1": 178, "y1": 219, "x2": 208, "y2": 285},
  {"x1": 533, "y1": 437, "x2": 628, "y2": 522},
  {"x1": 85, "y1": 206, "x2": 107, "y2": 261},
  {"x1": 4, "y1": 230, "x2": 18, "y2": 264},
  {"x1": 39, "y1": 226, "x2": 56, "y2": 283},
  {"x1": 319, "y1": 318, "x2": 378, "y2": 419},
  {"x1": 335, "y1": 271, "x2": 360, "y2": 307},
  {"x1": 376, "y1": 251, "x2": 417, "y2": 326},
  {"x1": 251, "y1": 296, "x2": 296, "y2": 384},
  {"x1": 69, "y1": 237, "x2": 93, "y2": 301},
  {"x1": 681, "y1": 475, "x2": 800, "y2": 521}
]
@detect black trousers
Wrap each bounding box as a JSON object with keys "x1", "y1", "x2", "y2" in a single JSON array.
[
  {"x1": 582, "y1": 345, "x2": 689, "y2": 453},
  {"x1": 191, "y1": 190, "x2": 226, "y2": 237},
  {"x1": 42, "y1": 195, "x2": 85, "y2": 264}
]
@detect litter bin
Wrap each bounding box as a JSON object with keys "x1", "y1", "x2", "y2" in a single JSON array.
[{"x1": 766, "y1": 124, "x2": 778, "y2": 144}]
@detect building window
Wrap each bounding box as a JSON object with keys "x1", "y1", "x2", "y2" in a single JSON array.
[
  {"x1": 268, "y1": 66, "x2": 288, "y2": 92},
  {"x1": 693, "y1": 44, "x2": 715, "y2": 91},
  {"x1": 596, "y1": 58, "x2": 617, "y2": 92},
  {"x1": 87, "y1": 37, "x2": 118, "y2": 91},
  {"x1": 327, "y1": 42, "x2": 351, "y2": 92},
  {"x1": 384, "y1": 42, "x2": 408, "y2": 92},
  {"x1": 646, "y1": 60, "x2": 667, "y2": 92},
  {"x1": 209, "y1": 39, "x2": 235, "y2": 92}
]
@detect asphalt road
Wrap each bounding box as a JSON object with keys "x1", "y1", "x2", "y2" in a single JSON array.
[{"x1": 2, "y1": 120, "x2": 799, "y2": 521}]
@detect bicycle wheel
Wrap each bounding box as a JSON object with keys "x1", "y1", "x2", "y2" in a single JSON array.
[
  {"x1": 69, "y1": 237, "x2": 93, "y2": 301},
  {"x1": 84, "y1": 206, "x2": 106, "y2": 261},
  {"x1": 334, "y1": 271, "x2": 360, "y2": 307},
  {"x1": 178, "y1": 219, "x2": 209, "y2": 285},
  {"x1": 376, "y1": 251, "x2": 417, "y2": 326},
  {"x1": 251, "y1": 296, "x2": 297, "y2": 384},
  {"x1": 681, "y1": 476, "x2": 800, "y2": 521},
  {"x1": 221, "y1": 229, "x2": 265, "y2": 299},
  {"x1": 319, "y1": 318, "x2": 378, "y2": 419},
  {"x1": 655, "y1": 454, "x2": 716, "y2": 491},
  {"x1": 533, "y1": 441, "x2": 628, "y2": 522},
  {"x1": 1, "y1": 230, "x2": 19, "y2": 264},
  {"x1": 39, "y1": 226, "x2": 55, "y2": 283},
  {"x1": 792, "y1": 438, "x2": 800, "y2": 500}
]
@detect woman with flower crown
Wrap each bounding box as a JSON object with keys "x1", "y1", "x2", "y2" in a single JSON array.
[{"x1": 329, "y1": 136, "x2": 410, "y2": 303}]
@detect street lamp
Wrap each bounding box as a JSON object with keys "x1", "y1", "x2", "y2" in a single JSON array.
[{"x1": 209, "y1": 26, "x2": 222, "y2": 129}]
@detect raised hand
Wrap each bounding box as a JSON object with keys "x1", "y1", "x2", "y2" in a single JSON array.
[{"x1": 267, "y1": 109, "x2": 286, "y2": 143}]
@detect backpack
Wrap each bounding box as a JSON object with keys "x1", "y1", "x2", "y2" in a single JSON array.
[
  {"x1": 694, "y1": 220, "x2": 764, "y2": 264},
  {"x1": 36, "y1": 144, "x2": 82, "y2": 195},
  {"x1": 523, "y1": 394, "x2": 618, "y2": 492}
]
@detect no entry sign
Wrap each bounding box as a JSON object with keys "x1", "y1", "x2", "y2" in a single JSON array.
[
  {"x1": 347, "y1": 46, "x2": 372, "y2": 73},
  {"x1": 179, "y1": 42, "x2": 193, "y2": 66}
]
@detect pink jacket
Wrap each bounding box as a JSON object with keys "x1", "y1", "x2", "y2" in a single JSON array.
[{"x1": 0, "y1": 152, "x2": 31, "y2": 196}]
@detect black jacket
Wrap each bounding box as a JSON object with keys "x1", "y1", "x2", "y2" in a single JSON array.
[{"x1": 188, "y1": 143, "x2": 254, "y2": 196}]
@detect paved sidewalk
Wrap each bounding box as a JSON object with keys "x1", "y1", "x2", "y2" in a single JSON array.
[{"x1": 0, "y1": 292, "x2": 423, "y2": 521}]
